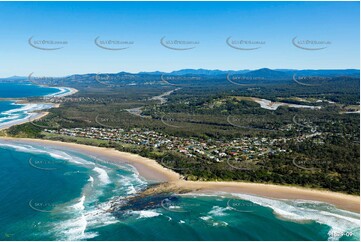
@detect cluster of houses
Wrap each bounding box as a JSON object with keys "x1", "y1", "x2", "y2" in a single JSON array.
[{"x1": 44, "y1": 127, "x2": 288, "y2": 162}]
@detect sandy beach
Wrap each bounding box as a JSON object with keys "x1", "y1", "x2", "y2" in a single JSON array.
[
  {"x1": 0, "y1": 137, "x2": 180, "y2": 182},
  {"x1": 48, "y1": 87, "x2": 78, "y2": 97},
  {"x1": 0, "y1": 86, "x2": 77, "y2": 131},
  {"x1": 0, "y1": 137, "x2": 359, "y2": 213},
  {"x1": 0, "y1": 111, "x2": 50, "y2": 131},
  {"x1": 0, "y1": 101, "x2": 60, "y2": 131}
]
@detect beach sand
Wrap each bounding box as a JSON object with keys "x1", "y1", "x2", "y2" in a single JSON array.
[
  {"x1": 0, "y1": 86, "x2": 77, "y2": 131},
  {"x1": 55, "y1": 87, "x2": 78, "y2": 97},
  {"x1": 0, "y1": 137, "x2": 359, "y2": 213},
  {"x1": 0, "y1": 111, "x2": 50, "y2": 131},
  {"x1": 0, "y1": 137, "x2": 180, "y2": 182}
]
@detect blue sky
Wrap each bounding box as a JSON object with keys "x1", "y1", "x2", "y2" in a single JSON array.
[{"x1": 0, "y1": 1, "x2": 359, "y2": 77}]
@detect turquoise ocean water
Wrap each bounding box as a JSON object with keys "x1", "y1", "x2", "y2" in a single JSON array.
[
  {"x1": 0, "y1": 141, "x2": 359, "y2": 241},
  {"x1": 0, "y1": 83, "x2": 68, "y2": 128},
  {"x1": 0, "y1": 83, "x2": 359, "y2": 240}
]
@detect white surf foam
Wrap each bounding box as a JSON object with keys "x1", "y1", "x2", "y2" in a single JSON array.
[
  {"x1": 45, "y1": 87, "x2": 74, "y2": 97},
  {"x1": 0, "y1": 141, "x2": 145, "y2": 241},
  {"x1": 70, "y1": 195, "x2": 86, "y2": 211},
  {"x1": 0, "y1": 102, "x2": 53, "y2": 129},
  {"x1": 200, "y1": 214, "x2": 228, "y2": 227},
  {"x1": 92, "y1": 167, "x2": 111, "y2": 185},
  {"x1": 116, "y1": 174, "x2": 146, "y2": 195},
  {"x1": 0, "y1": 143, "x2": 93, "y2": 167},
  {"x1": 55, "y1": 214, "x2": 90, "y2": 240},
  {"x1": 52, "y1": 194, "x2": 119, "y2": 240},
  {"x1": 231, "y1": 193, "x2": 360, "y2": 240},
  {"x1": 88, "y1": 176, "x2": 94, "y2": 187},
  {"x1": 131, "y1": 210, "x2": 161, "y2": 219},
  {"x1": 200, "y1": 216, "x2": 212, "y2": 221},
  {"x1": 208, "y1": 206, "x2": 229, "y2": 217}
]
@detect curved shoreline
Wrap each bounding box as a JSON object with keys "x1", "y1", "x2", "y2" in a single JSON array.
[
  {"x1": 46, "y1": 87, "x2": 78, "y2": 97},
  {"x1": 0, "y1": 111, "x2": 50, "y2": 131},
  {"x1": 0, "y1": 87, "x2": 77, "y2": 130},
  {"x1": 0, "y1": 137, "x2": 359, "y2": 213}
]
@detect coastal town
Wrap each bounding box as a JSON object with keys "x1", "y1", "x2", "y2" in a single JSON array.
[
  {"x1": 43, "y1": 126, "x2": 331, "y2": 164},
  {"x1": 0, "y1": 1, "x2": 359, "y2": 241}
]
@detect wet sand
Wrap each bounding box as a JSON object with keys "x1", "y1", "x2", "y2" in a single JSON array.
[{"x1": 0, "y1": 137, "x2": 359, "y2": 213}]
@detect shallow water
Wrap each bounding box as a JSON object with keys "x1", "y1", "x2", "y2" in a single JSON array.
[
  {"x1": 0, "y1": 141, "x2": 359, "y2": 241},
  {"x1": 0, "y1": 83, "x2": 68, "y2": 129}
]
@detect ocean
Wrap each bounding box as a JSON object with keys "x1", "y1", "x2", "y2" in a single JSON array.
[
  {"x1": 0, "y1": 83, "x2": 62, "y2": 98},
  {"x1": 0, "y1": 83, "x2": 71, "y2": 129},
  {"x1": 0, "y1": 141, "x2": 359, "y2": 241},
  {"x1": 0, "y1": 82, "x2": 359, "y2": 241}
]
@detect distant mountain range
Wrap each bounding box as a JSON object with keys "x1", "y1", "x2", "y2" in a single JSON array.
[
  {"x1": 139, "y1": 68, "x2": 360, "y2": 77},
  {"x1": 1, "y1": 68, "x2": 359, "y2": 87}
]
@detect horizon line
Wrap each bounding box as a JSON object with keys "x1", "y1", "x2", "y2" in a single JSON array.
[{"x1": 1, "y1": 68, "x2": 360, "y2": 79}]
